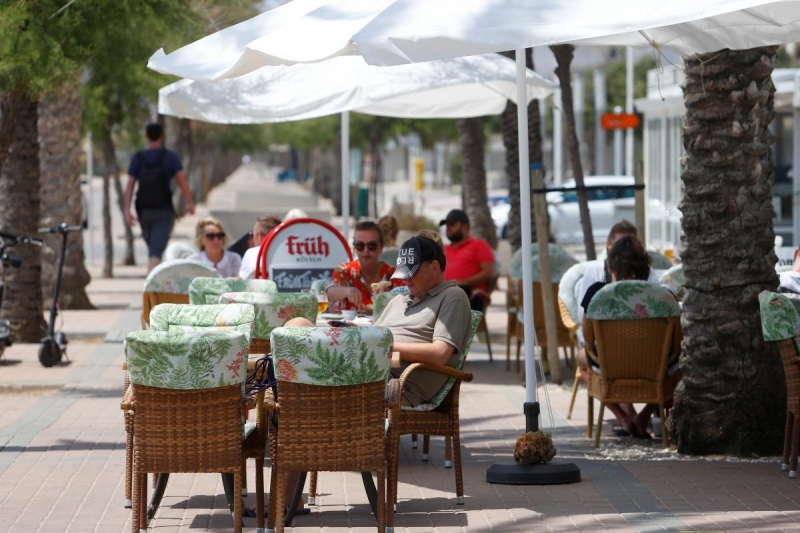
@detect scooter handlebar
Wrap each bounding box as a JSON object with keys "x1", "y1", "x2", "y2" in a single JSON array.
[
  {"x1": 0, "y1": 230, "x2": 43, "y2": 246},
  {"x1": 38, "y1": 224, "x2": 83, "y2": 234}
]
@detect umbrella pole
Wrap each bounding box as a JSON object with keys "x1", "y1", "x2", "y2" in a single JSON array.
[
  {"x1": 341, "y1": 111, "x2": 350, "y2": 240},
  {"x1": 486, "y1": 50, "x2": 579, "y2": 485}
]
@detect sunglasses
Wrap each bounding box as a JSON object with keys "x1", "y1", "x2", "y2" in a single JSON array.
[
  {"x1": 354, "y1": 240, "x2": 380, "y2": 252},
  {"x1": 205, "y1": 232, "x2": 226, "y2": 240}
]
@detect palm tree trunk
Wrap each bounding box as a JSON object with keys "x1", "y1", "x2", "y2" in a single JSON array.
[
  {"x1": 670, "y1": 46, "x2": 784, "y2": 455},
  {"x1": 501, "y1": 49, "x2": 545, "y2": 252},
  {"x1": 99, "y1": 129, "x2": 116, "y2": 279},
  {"x1": 0, "y1": 94, "x2": 20, "y2": 177},
  {"x1": 457, "y1": 117, "x2": 497, "y2": 249},
  {"x1": 550, "y1": 44, "x2": 596, "y2": 260},
  {"x1": 38, "y1": 81, "x2": 94, "y2": 310},
  {"x1": 0, "y1": 95, "x2": 47, "y2": 341}
]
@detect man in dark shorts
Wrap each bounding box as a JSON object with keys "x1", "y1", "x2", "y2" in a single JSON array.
[{"x1": 124, "y1": 123, "x2": 195, "y2": 273}]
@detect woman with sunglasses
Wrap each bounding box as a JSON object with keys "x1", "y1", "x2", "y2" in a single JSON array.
[
  {"x1": 187, "y1": 216, "x2": 242, "y2": 278},
  {"x1": 327, "y1": 220, "x2": 404, "y2": 313}
]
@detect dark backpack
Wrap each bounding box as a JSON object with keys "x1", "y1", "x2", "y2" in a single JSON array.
[{"x1": 134, "y1": 149, "x2": 173, "y2": 211}]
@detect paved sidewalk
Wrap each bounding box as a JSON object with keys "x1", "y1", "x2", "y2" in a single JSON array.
[{"x1": 2, "y1": 169, "x2": 800, "y2": 532}]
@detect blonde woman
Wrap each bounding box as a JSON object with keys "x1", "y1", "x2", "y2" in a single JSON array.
[{"x1": 187, "y1": 216, "x2": 242, "y2": 277}]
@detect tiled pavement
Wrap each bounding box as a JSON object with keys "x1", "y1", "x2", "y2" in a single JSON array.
[{"x1": 2, "y1": 174, "x2": 800, "y2": 531}]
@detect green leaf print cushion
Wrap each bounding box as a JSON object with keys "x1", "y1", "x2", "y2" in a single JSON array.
[
  {"x1": 759, "y1": 290, "x2": 800, "y2": 353},
  {"x1": 586, "y1": 280, "x2": 680, "y2": 320},
  {"x1": 143, "y1": 260, "x2": 220, "y2": 294},
  {"x1": 218, "y1": 291, "x2": 318, "y2": 340},
  {"x1": 149, "y1": 303, "x2": 254, "y2": 344},
  {"x1": 270, "y1": 326, "x2": 393, "y2": 386},
  {"x1": 188, "y1": 277, "x2": 277, "y2": 305},
  {"x1": 124, "y1": 329, "x2": 249, "y2": 389}
]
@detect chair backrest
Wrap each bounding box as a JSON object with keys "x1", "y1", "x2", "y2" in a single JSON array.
[
  {"x1": 270, "y1": 325, "x2": 393, "y2": 386},
  {"x1": 142, "y1": 259, "x2": 221, "y2": 294},
  {"x1": 373, "y1": 291, "x2": 399, "y2": 318},
  {"x1": 218, "y1": 291, "x2": 317, "y2": 340},
  {"x1": 587, "y1": 280, "x2": 681, "y2": 320},
  {"x1": 149, "y1": 303, "x2": 255, "y2": 345},
  {"x1": 760, "y1": 290, "x2": 800, "y2": 412},
  {"x1": 586, "y1": 281, "x2": 681, "y2": 385},
  {"x1": 163, "y1": 241, "x2": 196, "y2": 262},
  {"x1": 659, "y1": 264, "x2": 684, "y2": 296},
  {"x1": 124, "y1": 329, "x2": 249, "y2": 389},
  {"x1": 558, "y1": 261, "x2": 590, "y2": 323},
  {"x1": 509, "y1": 243, "x2": 578, "y2": 282},
  {"x1": 648, "y1": 250, "x2": 674, "y2": 270},
  {"x1": 406, "y1": 310, "x2": 482, "y2": 412},
  {"x1": 188, "y1": 277, "x2": 277, "y2": 305},
  {"x1": 518, "y1": 280, "x2": 571, "y2": 333}
]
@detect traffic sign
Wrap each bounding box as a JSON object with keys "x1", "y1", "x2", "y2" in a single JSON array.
[{"x1": 601, "y1": 113, "x2": 640, "y2": 130}]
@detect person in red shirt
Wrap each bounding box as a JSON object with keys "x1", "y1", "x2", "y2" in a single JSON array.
[
  {"x1": 439, "y1": 209, "x2": 496, "y2": 313},
  {"x1": 326, "y1": 220, "x2": 403, "y2": 312}
]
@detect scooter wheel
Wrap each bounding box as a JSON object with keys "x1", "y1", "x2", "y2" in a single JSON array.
[{"x1": 39, "y1": 339, "x2": 62, "y2": 367}]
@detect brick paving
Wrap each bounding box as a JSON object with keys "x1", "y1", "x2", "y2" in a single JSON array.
[{"x1": 2, "y1": 168, "x2": 800, "y2": 531}]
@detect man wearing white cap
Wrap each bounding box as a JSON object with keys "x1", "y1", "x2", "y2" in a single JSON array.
[{"x1": 375, "y1": 235, "x2": 472, "y2": 406}]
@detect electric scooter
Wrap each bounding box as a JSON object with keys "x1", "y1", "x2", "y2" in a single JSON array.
[
  {"x1": 38, "y1": 223, "x2": 82, "y2": 367},
  {"x1": 0, "y1": 230, "x2": 43, "y2": 359}
]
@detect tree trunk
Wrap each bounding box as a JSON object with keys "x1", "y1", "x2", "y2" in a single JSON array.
[
  {"x1": 457, "y1": 117, "x2": 497, "y2": 249},
  {"x1": 501, "y1": 49, "x2": 545, "y2": 252},
  {"x1": 0, "y1": 93, "x2": 20, "y2": 178},
  {"x1": 0, "y1": 96, "x2": 47, "y2": 341},
  {"x1": 550, "y1": 44, "x2": 596, "y2": 260},
  {"x1": 99, "y1": 129, "x2": 116, "y2": 278},
  {"x1": 38, "y1": 81, "x2": 94, "y2": 310},
  {"x1": 112, "y1": 171, "x2": 135, "y2": 265},
  {"x1": 671, "y1": 46, "x2": 784, "y2": 456}
]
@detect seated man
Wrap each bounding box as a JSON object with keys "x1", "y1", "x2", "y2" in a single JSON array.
[
  {"x1": 239, "y1": 214, "x2": 282, "y2": 279},
  {"x1": 577, "y1": 219, "x2": 659, "y2": 323},
  {"x1": 439, "y1": 209, "x2": 495, "y2": 313}
]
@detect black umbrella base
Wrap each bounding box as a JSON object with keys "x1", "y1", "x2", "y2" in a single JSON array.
[{"x1": 486, "y1": 459, "x2": 581, "y2": 485}]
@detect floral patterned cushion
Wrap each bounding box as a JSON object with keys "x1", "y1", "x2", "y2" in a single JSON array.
[
  {"x1": 124, "y1": 329, "x2": 249, "y2": 389},
  {"x1": 586, "y1": 281, "x2": 680, "y2": 320},
  {"x1": 373, "y1": 291, "x2": 399, "y2": 318},
  {"x1": 759, "y1": 291, "x2": 800, "y2": 354},
  {"x1": 149, "y1": 303, "x2": 254, "y2": 344},
  {"x1": 218, "y1": 291, "x2": 317, "y2": 340},
  {"x1": 270, "y1": 326, "x2": 393, "y2": 386},
  {"x1": 649, "y1": 250, "x2": 674, "y2": 270},
  {"x1": 405, "y1": 310, "x2": 482, "y2": 412},
  {"x1": 659, "y1": 264, "x2": 684, "y2": 294},
  {"x1": 509, "y1": 243, "x2": 578, "y2": 282},
  {"x1": 558, "y1": 262, "x2": 590, "y2": 323},
  {"x1": 142, "y1": 260, "x2": 220, "y2": 294},
  {"x1": 188, "y1": 277, "x2": 277, "y2": 305}
]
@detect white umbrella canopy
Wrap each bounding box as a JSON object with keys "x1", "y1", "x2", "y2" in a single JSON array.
[
  {"x1": 147, "y1": 0, "x2": 797, "y2": 78},
  {"x1": 158, "y1": 54, "x2": 555, "y2": 123}
]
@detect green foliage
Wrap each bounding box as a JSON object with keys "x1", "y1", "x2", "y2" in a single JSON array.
[{"x1": 0, "y1": 1, "x2": 89, "y2": 97}]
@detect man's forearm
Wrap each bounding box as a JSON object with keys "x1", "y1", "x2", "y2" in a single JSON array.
[{"x1": 394, "y1": 340, "x2": 452, "y2": 367}]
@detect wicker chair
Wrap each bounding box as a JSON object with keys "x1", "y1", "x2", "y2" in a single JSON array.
[
  {"x1": 559, "y1": 262, "x2": 588, "y2": 419},
  {"x1": 584, "y1": 281, "x2": 682, "y2": 448},
  {"x1": 140, "y1": 259, "x2": 220, "y2": 328},
  {"x1": 218, "y1": 291, "x2": 317, "y2": 355},
  {"x1": 188, "y1": 277, "x2": 277, "y2": 305},
  {"x1": 266, "y1": 325, "x2": 394, "y2": 533},
  {"x1": 515, "y1": 280, "x2": 577, "y2": 374},
  {"x1": 759, "y1": 290, "x2": 800, "y2": 477},
  {"x1": 123, "y1": 329, "x2": 251, "y2": 533},
  {"x1": 471, "y1": 275, "x2": 497, "y2": 362},
  {"x1": 123, "y1": 303, "x2": 257, "y2": 525},
  {"x1": 385, "y1": 311, "x2": 480, "y2": 524},
  {"x1": 504, "y1": 275, "x2": 518, "y2": 371}
]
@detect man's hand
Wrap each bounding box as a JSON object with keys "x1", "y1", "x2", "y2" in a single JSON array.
[
  {"x1": 346, "y1": 286, "x2": 363, "y2": 306},
  {"x1": 126, "y1": 212, "x2": 138, "y2": 226}
]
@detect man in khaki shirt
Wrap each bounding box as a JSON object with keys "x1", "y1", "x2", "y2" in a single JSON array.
[{"x1": 375, "y1": 235, "x2": 472, "y2": 406}]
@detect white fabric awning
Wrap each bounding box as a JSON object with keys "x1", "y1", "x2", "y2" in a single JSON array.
[{"x1": 158, "y1": 54, "x2": 555, "y2": 123}]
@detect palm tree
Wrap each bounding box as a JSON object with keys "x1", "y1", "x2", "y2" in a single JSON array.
[
  {"x1": 457, "y1": 117, "x2": 497, "y2": 249},
  {"x1": 500, "y1": 49, "x2": 545, "y2": 252},
  {"x1": 38, "y1": 81, "x2": 94, "y2": 309},
  {"x1": 0, "y1": 95, "x2": 47, "y2": 341},
  {"x1": 550, "y1": 44, "x2": 596, "y2": 260},
  {"x1": 670, "y1": 46, "x2": 784, "y2": 455}
]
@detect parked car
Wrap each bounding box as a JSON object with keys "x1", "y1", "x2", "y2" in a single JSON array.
[{"x1": 492, "y1": 176, "x2": 637, "y2": 244}]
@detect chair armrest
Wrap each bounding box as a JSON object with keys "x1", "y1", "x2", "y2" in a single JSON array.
[
  {"x1": 398, "y1": 362, "x2": 473, "y2": 389},
  {"x1": 120, "y1": 385, "x2": 135, "y2": 411},
  {"x1": 558, "y1": 297, "x2": 577, "y2": 331}
]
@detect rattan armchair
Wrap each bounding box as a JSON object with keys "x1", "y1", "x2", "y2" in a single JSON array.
[
  {"x1": 584, "y1": 281, "x2": 682, "y2": 448},
  {"x1": 759, "y1": 290, "x2": 800, "y2": 477},
  {"x1": 384, "y1": 311, "x2": 480, "y2": 525},
  {"x1": 188, "y1": 277, "x2": 277, "y2": 305},
  {"x1": 515, "y1": 280, "x2": 577, "y2": 374},
  {"x1": 266, "y1": 325, "x2": 394, "y2": 533},
  {"x1": 123, "y1": 329, "x2": 251, "y2": 533}
]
